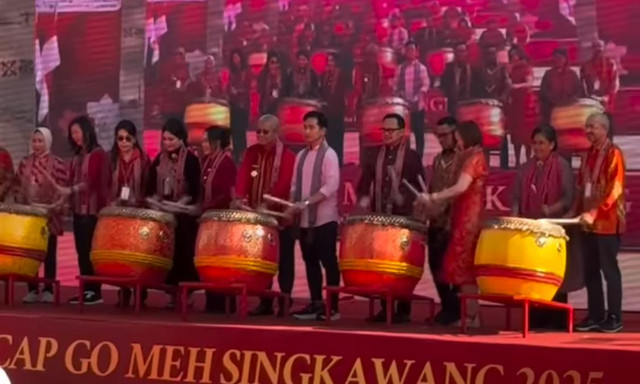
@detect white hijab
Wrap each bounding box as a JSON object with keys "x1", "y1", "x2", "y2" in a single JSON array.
[{"x1": 33, "y1": 126, "x2": 53, "y2": 155}]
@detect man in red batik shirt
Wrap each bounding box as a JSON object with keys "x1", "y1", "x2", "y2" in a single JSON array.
[{"x1": 234, "y1": 114, "x2": 296, "y2": 316}]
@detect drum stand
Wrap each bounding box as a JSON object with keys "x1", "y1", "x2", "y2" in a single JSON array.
[
  {"x1": 76, "y1": 276, "x2": 176, "y2": 314},
  {"x1": 0, "y1": 274, "x2": 61, "y2": 306},
  {"x1": 177, "y1": 282, "x2": 290, "y2": 322},
  {"x1": 459, "y1": 294, "x2": 574, "y2": 338},
  {"x1": 324, "y1": 286, "x2": 437, "y2": 327}
]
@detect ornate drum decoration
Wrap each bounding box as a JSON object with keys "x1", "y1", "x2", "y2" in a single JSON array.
[
  {"x1": 359, "y1": 97, "x2": 411, "y2": 147},
  {"x1": 184, "y1": 99, "x2": 231, "y2": 145},
  {"x1": 248, "y1": 51, "x2": 268, "y2": 76},
  {"x1": 456, "y1": 99, "x2": 505, "y2": 150},
  {"x1": 277, "y1": 98, "x2": 323, "y2": 146},
  {"x1": 340, "y1": 214, "x2": 428, "y2": 295},
  {"x1": 426, "y1": 48, "x2": 454, "y2": 78},
  {"x1": 195, "y1": 210, "x2": 279, "y2": 291},
  {"x1": 0, "y1": 204, "x2": 49, "y2": 277},
  {"x1": 551, "y1": 98, "x2": 604, "y2": 153},
  {"x1": 311, "y1": 49, "x2": 338, "y2": 75},
  {"x1": 474, "y1": 217, "x2": 568, "y2": 301},
  {"x1": 91, "y1": 207, "x2": 175, "y2": 284}
]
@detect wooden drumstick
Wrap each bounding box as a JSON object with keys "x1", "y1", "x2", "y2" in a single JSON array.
[
  {"x1": 260, "y1": 209, "x2": 287, "y2": 218},
  {"x1": 402, "y1": 179, "x2": 420, "y2": 197},
  {"x1": 263, "y1": 194, "x2": 295, "y2": 208},
  {"x1": 238, "y1": 203, "x2": 255, "y2": 212},
  {"x1": 539, "y1": 217, "x2": 582, "y2": 226},
  {"x1": 418, "y1": 175, "x2": 427, "y2": 192}
]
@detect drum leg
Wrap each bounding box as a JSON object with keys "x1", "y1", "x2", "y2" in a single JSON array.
[
  {"x1": 134, "y1": 283, "x2": 142, "y2": 314},
  {"x1": 506, "y1": 306, "x2": 512, "y2": 330},
  {"x1": 385, "y1": 293, "x2": 392, "y2": 327},
  {"x1": 567, "y1": 306, "x2": 574, "y2": 333},
  {"x1": 460, "y1": 296, "x2": 468, "y2": 334},
  {"x1": 522, "y1": 300, "x2": 530, "y2": 338},
  {"x1": 180, "y1": 285, "x2": 189, "y2": 321},
  {"x1": 7, "y1": 276, "x2": 14, "y2": 307}
]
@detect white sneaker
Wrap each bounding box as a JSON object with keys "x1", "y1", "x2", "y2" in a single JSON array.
[
  {"x1": 22, "y1": 291, "x2": 39, "y2": 304},
  {"x1": 41, "y1": 291, "x2": 54, "y2": 304}
]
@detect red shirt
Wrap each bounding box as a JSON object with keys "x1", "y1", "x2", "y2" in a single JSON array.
[{"x1": 70, "y1": 147, "x2": 110, "y2": 215}]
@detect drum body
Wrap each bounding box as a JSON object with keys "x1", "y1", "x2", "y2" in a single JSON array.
[
  {"x1": 195, "y1": 210, "x2": 279, "y2": 291},
  {"x1": 277, "y1": 98, "x2": 323, "y2": 146},
  {"x1": 474, "y1": 217, "x2": 567, "y2": 301},
  {"x1": 426, "y1": 48, "x2": 454, "y2": 78},
  {"x1": 0, "y1": 204, "x2": 49, "y2": 277},
  {"x1": 551, "y1": 98, "x2": 604, "y2": 152},
  {"x1": 340, "y1": 215, "x2": 427, "y2": 295},
  {"x1": 456, "y1": 99, "x2": 505, "y2": 150},
  {"x1": 359, "y1": 97, "x2": 411, "y2": 146},
  {"x1": 91, "y1": 207, "x2": 175, "y2": 284},
  {"x1": 184, "y1": 100, "x2": 231, "y2": 145}
]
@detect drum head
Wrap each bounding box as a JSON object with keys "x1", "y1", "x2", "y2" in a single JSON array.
[
  {"x1": 484, "y1": 216, "x2": 567, "y2": 239},
  {"x1": 98, "y1": 206, "x2": 176, "y2": 226},
  {"x1": 457, "y1": 98, "x2": 504, "y2": 108},
  {"x1": 0, "y1": 203, "x2": 48, "y2": 217},
  {"x1": 345, "y1": 214, "x2": 428, "y2": 234},
  {"x1": 201, "y1": 209, "x2": 278, "y2": 228}
]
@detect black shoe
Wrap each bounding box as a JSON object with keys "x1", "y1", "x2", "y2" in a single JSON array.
[
  {"x1": 292, "y1": 303, "x2": 324, "y2": 320},
  {"x1": 367, "y1": 310, "x2": 387, "y2": 323},
  {"x1": 317, "y1": 309, "x2": 341, "y2": 321},
  {"x1": 433, "y1": 310, "x2": 460, "y2": 326},
  {"x1": 69, "y1": 291, "x2": 103, "y2": 305},
  {"x1": 575, "y1": 317, "x2": 602, "y2": 332},
  {"x1": 598, "y1": 314, "x2": 623, "y2": 333},
  {"x1": 249, "y1": 302, "x2": 274, "y2": 316},
  {"x1": 367, "y1": 310, "x2": 410, "y2": 324}
]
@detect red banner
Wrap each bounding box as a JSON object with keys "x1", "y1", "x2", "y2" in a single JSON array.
[{"x1": 0, "y1": 313, "x2": 634, "y2": 384}]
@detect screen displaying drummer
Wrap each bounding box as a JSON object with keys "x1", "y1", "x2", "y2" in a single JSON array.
[
  {"x1": 285, "y1": 111, "x2": 341, "y2": 321},
  {"x1": 356, "y1": 113, "x2": 425, "y2": 323},
  {"x1": 234, "y1": 114, "x2": 297, "y2": 316}
]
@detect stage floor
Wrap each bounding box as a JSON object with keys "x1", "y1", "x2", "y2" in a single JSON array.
[{"x1": 1, "y1": 287, "x2": 638, "y2": 384}]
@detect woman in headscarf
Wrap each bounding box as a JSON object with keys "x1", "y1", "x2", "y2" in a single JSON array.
[
  {"x1": 13, "y1": 127, "x2": 68, "y2": 304},
  {"x1": 146, "y1": 118, "x2": 201, "y2": 308}
]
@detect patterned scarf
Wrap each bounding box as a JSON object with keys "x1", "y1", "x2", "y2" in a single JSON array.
[
  {"x1": 203, "y1": 149, "x2": 231, "y2": 206},
  {"x1": 520, "y1": 153, "x2": 563, "y2": 218},
  {"x1": 156, "y1": 145, "x2": 187, "y2": 201},
  {"x1": 374, "y1": 141, "x2": 406, "y2": 214},
  {"x1": 294, "y1": 140, "x2": 328, "y2": 227},
  {"x1": 111, "y1": 148, "x2": 144, "y2": 204}
]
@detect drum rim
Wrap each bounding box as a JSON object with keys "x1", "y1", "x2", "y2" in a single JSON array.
[
  {"x1": 457, "y1": 98, "x2": 504, "y2": 108},
  {"x1": 98, "y1": 206, "x2": 177, "y2": 226},
  {"x1": 186, "y1": 99, "x2": 230, "y2": 107},
  {"x1": 200, "y1": 209, "x2": 279, "y2": 228},
  {"x1": 483, "y1": 216, "x2": 568, "y2": 239},
  {"x1": 278, "y1": 98, "x2": 325, "y2": 107},
  {"x1": 361, "y1": 96, "x2": 410, "y2": 108},
  {"x1": 0, "y1": 203, "x2": 49, "y2": 217},
  {"x1": 344, "y1": 214, "x2": 428, "y2": 234}
]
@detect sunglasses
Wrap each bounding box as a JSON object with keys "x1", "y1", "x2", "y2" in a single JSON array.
[{"x1": 117, "y1": 135, "x2": 133, "y2": 143}]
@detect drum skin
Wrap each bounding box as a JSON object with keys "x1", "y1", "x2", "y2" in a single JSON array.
[
  {"x1": 195, "y1": 210, "x2": 279, "y2": 291},
  {"x1": 359, "y1": 97, "x2": 411, "y2": 146},
  {"x1": 551, "y1": 98, "x2": 604, "y2": 152},
  {"x1": 277, "y1": 98, "x2": 323, "y2": 146},
  {"x1": 474, "y1": 217, "x2": 567, "y2": 301},
  {"x1": 340, "y1": 214, "x2": 427, "y2": 295},
  {"x1": 184, "y1": 100, "x2": 231, "y2": 145},
  {"x1": 0, "y1": 204, "x2": 49, "y2": 277},
  {"x1": 91, "y1": 207, "x2": 175, "y2": 284},
  {"x1": 456, "y1": 99, "x2": 505, "y2": 150},
  {"x1": 426, "y1": 48, "x2": 454, "y2": 78}
]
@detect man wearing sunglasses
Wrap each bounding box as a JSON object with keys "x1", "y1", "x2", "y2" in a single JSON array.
[
  {"x1": 356, "y1": 113, "x2": 425, "y2": 323},
  {"x1": 234, "y1": 114, "x2": 297, "y2": 316}
]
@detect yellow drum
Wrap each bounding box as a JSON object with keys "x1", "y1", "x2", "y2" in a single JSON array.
[
  {"x1": 474, "y1": 217, "x2": 567, "y2": 301},
  {"x1": 184, "y1": 99, "x2": 231, "y2": 145},
  {"x1": 0, "y1": 203, "x2": 49, "y2": 277}
]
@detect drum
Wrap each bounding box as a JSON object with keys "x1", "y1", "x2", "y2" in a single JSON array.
[
  {"x1": 0, "y1": 204, "x2": 49, "y2": 277},
  {"x1": 456, "y1": 99, "x2": 505, "y2": 150},
  {"x1": 426, "y1": 48, "x2": 454, "y2": 78},
  {"x1": 248, "y1": 51, "x2": 268, "y2": 76},
  {"x1": 340, "y1": 214, "x2": 428, "y2": 295},
  {"x1": 184, "y1": 99, "x2": 231, "y2": 145},
  {"x1": 378, "y1": 47, "x2": 397, "y2": 80},
  {"x1": 551, "y1": 98, "x2": 604, "y2": 152},
  {"x1": 359, "y1": 97, "x2": 411, "y2": 147},
  {"x1": 311, "y1": 49, "x2": 337, "y2": 75},
  {"x1": 91, "y1": 207, "x2": 175, "y2": 284},
  {"x1": 474, "y1": 217, "x2": 567, "y2": 301},
  {"x1": 277, "y1": 98, "x2": 323, "y2": 146},
  {"x1": 195, "y1": 210, "x2": 279, "y2": 291}
]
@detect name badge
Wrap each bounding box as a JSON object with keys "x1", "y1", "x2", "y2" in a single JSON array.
[
  {"x1": 271, "y1": 89, "x2": 279, "y2": 98},
  {"x1": 120, "y1": 186, "x2": 131, "y2": 201},
  {"x1": 585, "y1": 183, "x2": 592, "y2": 198}
]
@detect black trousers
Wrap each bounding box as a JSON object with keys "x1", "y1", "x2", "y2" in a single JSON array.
[
  {"x1": 299, "y1": 221, "x2": 340, "y2": 310},
  {"x1": 326, "y1": 113, "x2": 345, "y2": 166},
  {"x1": 410, "y1": 109, "x2": 426, "y2": 159},
  {"x1": 257, "y1": 226, "x2": 296, "y2": 308},
  {"x1": 28, "y1": 235, "x2": 57, "y2": 292},
  {"x1": 583, "y1": 233, "x2": 622, "y2": 319},
  {"x1": 167, "y1": 215, "x2": 199, "y2": 286},
  {"x1": 73, "y1": 214, "x2": 100, "y2": 294},
  {"x1": 427, "y1": 227, "x2": 460, "y2": 316},
  {"x1": 231, "y1": 105, "x2": 249, "y2": 163}
]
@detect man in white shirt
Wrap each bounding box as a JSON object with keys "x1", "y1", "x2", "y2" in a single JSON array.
[{"x1": 285, "y1": 110, "x2": 341, "y2": 321}]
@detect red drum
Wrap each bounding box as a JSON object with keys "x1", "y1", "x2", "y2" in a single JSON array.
[
  {"x1": 91, "y1": 207, "x2": 175, "y2": 284},
  {"x1": 456, "y1": 99, "x2": 505, "y2": 150},
  {"x1": 551, "y1": 98, "x2": 604, "y2": 153},
  {"x1": 311, "y1": 49, "x2": 338, "y2": 75},
  {"x1": 426, "y1": 48, "x2": 454, "y2": 78},
  {"x1": 248, "y1": 52, "x2": 268, "y2": 77},
  {"x1": 184, "y1": 99, "x2": 231, "y2": 145},
  {"x1": 277, "y1": 98, "x2": 323, "y2": 146},
  {"x1": 340, "y1": 214, "x2": 428, "y2": 295},
  {"x1": 359, "y1": 97, "x2": 411, "y2": 147},
  {"x1": 195, "y1": 210, "x2": 279, "y2": 291}
]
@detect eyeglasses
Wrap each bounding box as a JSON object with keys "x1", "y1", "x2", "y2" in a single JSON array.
[
  {"x1": 381, "y1": 128, "x2": 403, "y2": 133},
  {"x1": 256, "y1": 129, "x2": 271, "y2": 135},
  {"x1": 117, "y1": 135, "x2": 133, "y2": 143}
]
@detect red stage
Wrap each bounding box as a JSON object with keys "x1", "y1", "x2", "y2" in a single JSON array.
[{"x1": 0, "y1": 287, "x2": 637, "y2": 384}]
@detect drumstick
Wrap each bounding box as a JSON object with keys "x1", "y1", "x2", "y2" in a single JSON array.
[
  {"x1": 263, "y1": 194, "x2": 295, "y2": 208},
  {"x1": 238, "y1": 203, "x2": 255, "y2": 212},
  {"x1": 402, "y1": 179, "x2": 420, "y2": 197},
  {"x1": 418, "y1": 176, "x2": 427, "y2": 193},
  {"x1": 538, "y1": 217, "x2": 582, "y2": 226},
  {"x1": 260, "y1": 209, "x2": 287, "y2": 218}
]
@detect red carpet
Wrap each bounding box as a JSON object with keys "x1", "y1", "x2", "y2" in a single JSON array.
[{"x1": 0, "y1": 287, "x2": 637, "y2": 384}]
